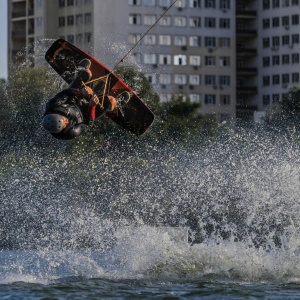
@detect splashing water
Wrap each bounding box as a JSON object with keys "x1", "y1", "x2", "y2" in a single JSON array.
[
  {"x1": 1, "y1": 127, "x2": 300, "y2": 284},
  {"x1": 3, "y1": 38, "x2": 300, "y2": 286}
]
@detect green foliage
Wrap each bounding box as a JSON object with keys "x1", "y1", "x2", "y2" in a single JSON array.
[
  {"x1": 114, "y1": 65, "x2": 161, "y2": 114},
  {"x1": 1, "y1": 64, "x2": 221, "y2": 146},
  {"x1": 157, "y1": 94, "x2": 218, "y2": 140},
  {"x1": 267, "y1": 87, "x2": 300, "y2": 132},
  {"x1": 8, "y1": 66, "x2": 61, "y2": 117}
]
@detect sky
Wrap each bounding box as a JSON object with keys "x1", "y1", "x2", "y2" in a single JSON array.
[{"x1": 0, "y1": 0, "x2": 7, "y2": 79}]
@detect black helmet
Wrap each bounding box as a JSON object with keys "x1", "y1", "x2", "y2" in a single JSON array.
[{"x1": 42, "y1": 114, "x2": 66, "y2": 133}]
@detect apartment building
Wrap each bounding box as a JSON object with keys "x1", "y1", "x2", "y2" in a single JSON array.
[{"x1": 13, "y1": 0, "x2": 292, "y2": 125}]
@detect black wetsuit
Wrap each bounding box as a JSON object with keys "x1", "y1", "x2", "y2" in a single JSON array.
[{"x1": 43, "y1": 88, "x2": 91, "y2": 140}]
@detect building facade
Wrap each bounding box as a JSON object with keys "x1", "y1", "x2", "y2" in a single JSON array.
[{"x1": 9, "y1": 0, "x2": 299, "y2": 125}]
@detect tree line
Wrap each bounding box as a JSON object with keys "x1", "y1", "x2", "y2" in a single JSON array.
[{"x1": 0, "y1": 65, "x2": 219, "y2": 150}]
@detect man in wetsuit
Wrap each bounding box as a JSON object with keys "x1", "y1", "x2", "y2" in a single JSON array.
[{"x1": 42, "y1": 59, "x2": 122, "y2": 140}]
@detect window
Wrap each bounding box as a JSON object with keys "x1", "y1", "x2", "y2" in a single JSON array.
[
  {"x1": 76, "y1": 34, "x2": 82, "y2": 44},
  {"x1": 219, "y1": 18, "x2": 230, "y2": 28},
  {"x1": 36, "y1": 17, "x2": 43, "y2": 28},
  {"x1": 205, "y1": 94, "x2": 216, "y2": 105},
  {"x1": 282, "y1": 16, "x2": 289, "y2": 27},
  {"x1": 190, "y1": 94, "x2": 201, "y2": 103},
  {"x1": 84, "y1": 32, "x2": 92, "y2": 43},
  {"x1": 67, "y1": 15, "x2": 74, "y2": 26},
  {"x1": 220, "y1": 56, "x2": 230, "y2": 66},
  {"x1": 59, "y1": 0, "x2": 65, "y2": 7},
  {"x1": 190, "y1": 0, "x2": 201, "y2": 7},
  {"x1": 159, "y1": 54, "x2": 171, "y2": 65},
  {"x1": 263, "y1": 38, "x2": 270, "y2": 48},
  {"x1": 272, "y1": 17, "x2": 279, "y2": 27},
  {"x1": 160, "y1": 16, "x2": 171, "y2": 26},
  {"x1": 144, "y1": 0, "x2": 156, "y2": 6},
  {"x1": 282, "y1": 54, "x2": 290, "y2": 64},
  {"x1": 144, "y1": 35, "x2": 156, "y2": 45},
  {"x1": 263, "y1": 57, "x2": 270, "y2": 67},
  {"x1": 159, "y1": 0, "x2": 171, "y2": 6},
  {"x1": 174, "y1": 36, "x2": 187, "y2": 46},
  {"x1": 220, "y1": 95, "x2": 230, "y2": 105},
  {"x1": 263, "y1": 0, "x2": 270, "y2": 9},
  {"x1": 263, "y1": 95, "x2": 270, "y2": 105},
  {"x1": 129, "y1": 14, "x2": 141, "y2": 25},
  {"x1": 220, "y1": 0, "x2": 230, "y2": 9},
  {"x1": 76, "y1": 14, "x2": 83, "y2": 26},
  {"x1": 174, "y1": 74, "x2": 187, "y2": 85},
  {"x1": 219, "y1": 75, "x2": 230, "y2": 85},
  {"x1": 272, "y1": 0, "x2": 279, "y2": 8},
  {"x1": 144, "y1": 15, "x2": 156, "y2": 25},
  {"x1": 292, "y1": 53, "x2": 299, "y2": 63},
  {"x1": 175, "y1": 0, "x2": 186, "y2": 7},
  {"x1": 219, "y1": 37, "x2": 230, "y2": 47},
  {"x1": 292, "y1": 0, "x2": 299, "y2": 4},
  {"x1": 189, "y1": 36, "x2": 201, "y2": 46},
  {"x1": 190, "y1": 17, "x2": 201, "y2": 27},
  {"x1": 129, "y1": 0, "x2": 141, "y2": 5},
  {"x1": 205, "y1": 17, "x2": 216, "y2": 28},
  {"x1": 272, "y1": 94, "x2": 280, "y2": 104},
  {"x1": 174, "y1": 55, "x2": 187, "y2": 65},
  {"x1": 263, "y1": 19, "x2": 270, "y2": 29},
  {"x1": 146, "y1": 74, "x2": 157, "y2": 84},
  {"x1": 36, "y1": 0, "x2": 42, "y2": 9},
  {"x1": 159, "y1": 35, "x2": 171, "y2": 45},
  {"x1": 144, "y1": 54, "x2": 157, "y2": 64},
  {"x1": 189, "y1": 55, "x2": 201, "y2": 66},
  {"x1": 205, "y1": 0, "x2": 216, "y2": 8},
  {"x1": 67, "y1": 0, "x2": 74, "y2": 5},
  {"x1": 189, "y1": 75, "x2": 200, "y2": 85},
  {"x1": 205, "y1": 56, "x2": 216, "y2": 66},
  {"x1": 263, "y1": 76, "x2": 270, "y2": 86},
  {"x1": 282, "y1": 73, "x2": 290, "y2": 84},
  {"x1": 67, "y1": 35, "x2": 74, "y2": 43},
  {"x1": 205, "y1": 75, "x2": 216, "y2": 85},
  {"x1": 282, "y1": 35, "x2": 290, "y2": 45},
  {"x1": 174, "y1": 16, "x2": 187, "y2": 27},
  {"x1": 272, "y1": 36, "x2": 279, "y2": 46},
  {"x1": 129, "y1": 33, "x2": 141, "y2": 44},
  {"x1": 282, "y1": 0, "x2": 289, "y2": 6},
  {"x1": 204, "y1": 37, "x2": 216, "y2": 47},
  {"x1": 85, "y1": 13, "x2": 92, "y2": 25},
  {"x1": 58, "y1": 17, "x2": 65, "y2": 27},
  {"x1": 292, "y1": 14, "x2": 299, "y2": 25},
  {"x1": 272, "y1": 74, "x2": 280, "y2": 84},
  {"x1": 272, "y1": 56, "x2": 280, "y2": 65},
  {"x1": 160, "y1": 74, "x2": 172, "y2": 84},
  {"x1": 292, "y1": 34, "x2": 299, "y2": 44},
  {"x1": 292, "y1": 72, "x2": 299, "y2": 83}
]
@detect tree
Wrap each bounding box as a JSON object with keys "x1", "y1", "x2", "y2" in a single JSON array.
[{"x1": 267, "y1": 87, "x2": 300, "y2": 133}]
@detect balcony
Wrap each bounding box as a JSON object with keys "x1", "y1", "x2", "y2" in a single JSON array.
[
  {"x1": 12, "y1": 10, "x2": 26, "y2": 18},
  {"x1": 236, "y1": 10, "x2": 257, "y2": 19},
  {"x1": 12, "y1": 29, "x2": 26, "y2": 37},
  {"x1": 236, "y1": 29, "x2": 257, "y2": 37},
  {"x1": 236, "y1": 47, "x2": 257, "y2": 57},
  {"x1": 236, "y1": 86, "x2": 257, "y2": 95},
  {"x1": 236, "y1": 67, "x2": 257, "y2": 76}
]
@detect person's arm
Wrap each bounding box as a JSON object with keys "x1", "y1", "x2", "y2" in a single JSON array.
[{"x1": 45, "y1": 89, "x2": 82, "y2": 110}]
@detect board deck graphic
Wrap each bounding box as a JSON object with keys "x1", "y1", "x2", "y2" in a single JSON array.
[{"x1": 45, "y1": 39, "x2": 154, "y2": 135}]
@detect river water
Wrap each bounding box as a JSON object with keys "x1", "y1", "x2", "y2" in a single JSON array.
[{"x1": 1, "y1": 129, "x2": 300, "y2": 299}]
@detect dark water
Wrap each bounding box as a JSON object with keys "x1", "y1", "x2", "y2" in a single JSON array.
[
  {"x1": 1, "y1": 249, "x2": 300, "y2": 300},
  {"x1": 2, "y1": 128, "x2": 300, "y2": 299}
]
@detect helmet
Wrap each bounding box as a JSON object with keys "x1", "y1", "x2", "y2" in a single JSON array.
[{"x1": 42, "y1": 114, "x2": 66, "y2": 133}]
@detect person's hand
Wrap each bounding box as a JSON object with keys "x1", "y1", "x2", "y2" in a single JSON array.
[{"x1": 82, "y1": 86, "x2": 99, "y2": 106}]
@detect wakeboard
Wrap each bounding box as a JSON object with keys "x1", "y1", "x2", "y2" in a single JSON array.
[{"x1": 45, "y1": 39, "x2": 155, "y2": 136}]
